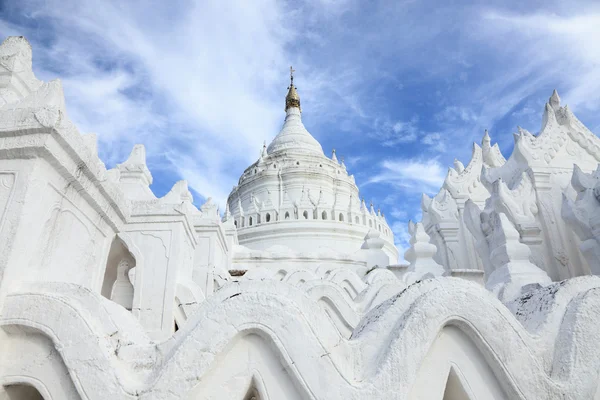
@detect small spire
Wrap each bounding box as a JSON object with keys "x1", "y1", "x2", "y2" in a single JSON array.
[
  {"x1": 341, "y1": 157, "x2": 346, "y2": 170},
  {"x1": 549, "y1": 89, "x2": 561, "y2": 111},
  {"x1": 332, "y1": 149, "x2": 338, "y2": 162},
  {"x1": 260, "y1": 141, "x2": 267, "y2": 159},
  {"x1": 285, "y1": 65, "x2": 301, "y2": 112},
  {"x1": 482, "y1": 129, "x2": 491, "y2": 147},
  {"x1": 224, "y1": 202, "x2": 231, "y2": 220}
]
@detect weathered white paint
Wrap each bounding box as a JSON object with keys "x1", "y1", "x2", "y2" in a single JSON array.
[{"x1": 0, "y1": 36, "x2": 600, "y2": 400}]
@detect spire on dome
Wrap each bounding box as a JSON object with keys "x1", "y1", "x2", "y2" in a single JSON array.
[
  {"x1": 260, "y1": 141, "x2": 267, "y2": 160},
  {"x1": 266, "y1": 67, "x2": 323, "y2": 155},
  {"x1": 223, "y1": 202, "x2": 232, "y2": 221},
  {"x1": 285, "y1": 66, "x2": 301, "y2": 112}
]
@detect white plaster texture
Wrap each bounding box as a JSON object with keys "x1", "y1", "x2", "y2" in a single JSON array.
[{"x1": 0, "y1": 36, "x2": 600, "y2": 400}]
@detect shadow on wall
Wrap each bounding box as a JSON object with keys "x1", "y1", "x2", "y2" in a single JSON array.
[
  {"x1": 2, "y1": 384, "x2": 44, "y2": 399},
  {"x1": 101, "y1": 236, "x2": 136, "y2": 310}
]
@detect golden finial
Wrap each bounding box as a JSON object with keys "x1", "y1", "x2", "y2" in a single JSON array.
[{"x1": 285, "y1": 66, "x2": 301, "y2": 112}]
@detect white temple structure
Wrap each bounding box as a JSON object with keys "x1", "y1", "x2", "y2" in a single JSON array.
[
  {"x1": 1, "y1": 35, "x2": 600, "y2": 400},
  {"x1": 227, "y1": 68, "x2": 397, "y2": 273}
]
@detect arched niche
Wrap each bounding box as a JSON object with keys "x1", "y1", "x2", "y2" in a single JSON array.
[
  {"x1": 443, "y1": 366, "x2": 475, "y2": 400},
  {"x1": 410, "y1": 326, "x2": 508, "y2": 399},
  {"x1": 243, "y1": 379, "x2": 262, "y2": 400},
  {"x1": 1, "y1": 384, "x2": 45, "y2": 400},
  {"x1": 101, "y1": 236, "x2": 136, "y2": 310}
]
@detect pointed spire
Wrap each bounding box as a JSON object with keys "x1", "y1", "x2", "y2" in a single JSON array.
[
  {"x1": 361, "y1": 198, "x2": 367, "y2": 212},
  {"x1": 403, "y1": 222, "x2": 443, "y2": 278},
  {"x1": 285, "y1": 66, "x2": 301, "y2": 112},
  {"x1": 370, "y1": 202, "x2": 376, "y2": 215},
  {"x1": 549, "y1": 89, "x2": 561, "y2": 111},
  {"x1": 482, "y1": 129, "x2": 491, "y2": 148},
  {"x1": 331, "y1": 149, "x2": 338, "y2": 162},
  {"x1": 421, "y1": 193, "x2": 432, "y2": 211},
  {"x1": 223, "y1": 202, "x2": 232, "y2": 221},
  {"x1": 260, "y1": 141, "x2": 267, "y2": 158},
  {"x1": 200, "y1": 197, "x2": 218, "y2": 218},
  {"x1": 119, "y1": 144, "x2": 151, "y2": 181},
  {"x1": 267, "y1": 67, "x2": 323, "y2": 155},
  {"x1": 341, "y1": 157, "x2": 347, "y2": 170},
  {"x1": 116, "y1": 144, "x2": 154, "y2": 201}
]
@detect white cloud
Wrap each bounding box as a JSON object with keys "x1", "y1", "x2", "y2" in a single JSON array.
[
  {"x1": 421, "y1": 133, "x2": 439, "y2": 145},
  {"x1": 481, "y1": 10, "x2": 600, "y2": 111},
  {"x1": 434, "y1": 106, "x2": 477, "y2": 124},
  {"x1": 2, "y1": 0, "x2": 599, "y2": 225},
  {"x1": 4, "y1": 0, "x2": 417, "y2": 204},
  {"x1": 421, "y1": 133, "x2": 446, "y2": 153},
  {"x1": 0, "y1": 0, "x2": 309, "y2": 204},
  {"x1": 389, "y1": 207, "x2": 408, "y2": 220},
  {"x1": 371, "y1": 116, "x2": 420, "y2": 147},
  {"x1": 344, "y1": 155, "x2": 364, "y2": 167},
  {"x1": 368, "y1": 158, "x2": 446, "y2": 194}
]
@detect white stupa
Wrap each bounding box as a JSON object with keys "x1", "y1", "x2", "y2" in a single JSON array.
[{"x1": 226, "y1": 68, "x2": 398, "y2": 261}]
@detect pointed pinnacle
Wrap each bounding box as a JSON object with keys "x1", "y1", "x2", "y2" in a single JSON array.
[{"x1": 549, "y1": 89, "x2": 561, "y2": 110}]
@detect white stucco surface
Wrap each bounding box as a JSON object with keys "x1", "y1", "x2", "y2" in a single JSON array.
[{"x1": 1, "y1": 36, "x2": 600, "y2": 400}]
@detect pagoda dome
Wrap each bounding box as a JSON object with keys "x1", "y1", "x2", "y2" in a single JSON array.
[{"x1": 226, "y1": 68, "x2": 397, "y2": 262}]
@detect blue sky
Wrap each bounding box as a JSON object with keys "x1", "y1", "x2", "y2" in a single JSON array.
[{"x1": 1, "y1": 0, "x2": 600, "y2": 258}]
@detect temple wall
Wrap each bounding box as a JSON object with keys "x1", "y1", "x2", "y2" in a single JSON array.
[{"x1": 0, "y1": 35, "x2": 599, "y2": 400}]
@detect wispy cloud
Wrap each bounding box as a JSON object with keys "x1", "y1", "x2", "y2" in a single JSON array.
[
  {"x1": 368, "y1": 158, "x2": 446, "y2": 194},
  {"x1": 372, "y1": 116, "x2": 420, "y2": 147},
  {"x1": 480, "y1": 9, "x2": 600, "y2": 111},
  {"x1": 1, "y1": 0, "x2": 599, "y2": 250}
]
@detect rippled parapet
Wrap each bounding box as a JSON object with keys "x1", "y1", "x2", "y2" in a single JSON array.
[{"x1": 3, "y1": 276, "x2": 600, "y2": 399}]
